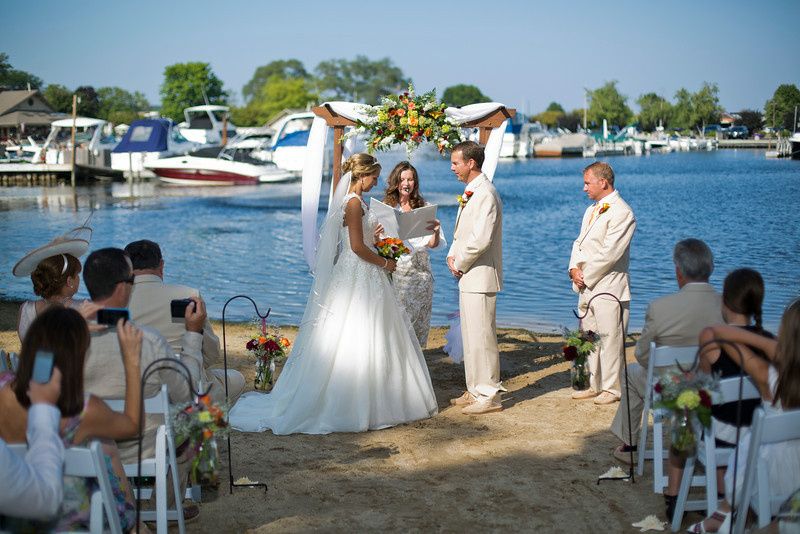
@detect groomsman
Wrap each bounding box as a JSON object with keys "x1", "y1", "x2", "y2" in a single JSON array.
[
  {"x1": 447, "y1": 141, "x2": 505, "y2": 415},
  {"x1": 568, "y1": 162, "x2": 636, "y2": 405}
]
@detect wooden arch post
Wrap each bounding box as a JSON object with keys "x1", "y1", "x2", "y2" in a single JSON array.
[{"x1": 312, "y1": 104, "x2": 516, "y2": 192}]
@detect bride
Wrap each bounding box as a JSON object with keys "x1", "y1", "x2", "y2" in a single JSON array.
[{"x1": 229, "y1": 153, "x2": 438, "y2": 434}]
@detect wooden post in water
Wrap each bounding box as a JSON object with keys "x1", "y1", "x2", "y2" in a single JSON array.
[
  {"x1": 70, "y1": 95, "x2": 77, "y2": 188},
  {"x1": 222, "y1": 114, "x2": 228, "y2": 146}
]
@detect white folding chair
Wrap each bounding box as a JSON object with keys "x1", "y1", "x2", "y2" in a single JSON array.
[
  {"x1": 637, "y1": 343, "x2": 698, "y2": 492},
  {"x1": 733, "y1": 407, "x2": 800, "y2": 534},
  {"x1": 8, "y1": 440, "x2": 122, "y2": 534},
  {"x1": 671, "y1": 375, "x2": 761, "y2": 531},
  {"x1": 0, "y1": 349, "x2": 18, "y2": 373},
  {"x1": 105, "y1": 384, "x2": 185, "y2": 534}
]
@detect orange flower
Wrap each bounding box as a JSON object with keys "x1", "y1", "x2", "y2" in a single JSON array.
[
  {"x1": 409, "y1": 116, "x2": 418, "y2": 127},
  {"x1": 203, "y1": 429, "x2": 213, "y2": 440},
  {"x1": 395, "y1": 108, "x2": 406, "y2": 117},
  {"x1": 407, "y1": 102, "x2": 416, "y2": 110},
  {"x1": 199, "y1": 394, "x2": 211, "y2": 407},
  {"x1": 599, "y1": 203, "x2": 610, "y2": 214},
  {"x1": 258, "y1": 336, "x2": 267, "y2": 344},
  {"x1": 424, "y1": 128, "x2": 432, "y2": 137},
  {"x1": 280, "y1": 337, "x2": 290, "y2": 347}
]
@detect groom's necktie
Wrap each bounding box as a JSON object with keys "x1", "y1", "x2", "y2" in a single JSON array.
[{"x1": 587, "y1": 203, "x2": 601, "y2": 227}]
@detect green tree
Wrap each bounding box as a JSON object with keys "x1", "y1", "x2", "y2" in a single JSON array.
[
  {"x1": 736, "y1": 109, "x2": 763, "y2": 134},
  {"x1": 75, "y1": 86, "x2": 100, "y2": 117},
  {"x1": 672, "y1": 88, "x2": 693, "y2": 130},
  {"x1": 587, "y1": 81, "x2": 632, "y2": 129},
  {"x1": 42, "y1": 84, "x2": 73, "y2": 113},
  {"x1": 764, "y1": 83, "x2": 800, "y2": 130},
  {"x1": 560, "y1": 109, "x2": 585, "y2": 132},
  {"x1": 441, "y1": 84, "x2": 491, "y2": 108},
  {"x1": 242, "y1": 59, "x2": 308, "y2": 103},
  {"x1": 159, "y1": 62, "x2": 228, "y2": 122},
  {"x1": 691, "y1": 82, "x2": 722, "y2": 134},
  {"x1": 546, "y1": 102, "x2": 565, "y2": 113},
  {"x1": 636, "y1": 93, "x2": 672, "y2": 131},
  {"x1": 231, "y1": 76, "x2": 317, "y2": 126},
  {"x1": 0, "y1": 52, "x2": 43, "y2": 90},
  {"x1": 96, "y1": 86, "x2": 150, "y2": 124},
  {"x1": 532, "y1": 110, "x2": 563, "y2": 128},
  {"x1": 314, "y1": 56, "x2": 408, "y2": 104}
]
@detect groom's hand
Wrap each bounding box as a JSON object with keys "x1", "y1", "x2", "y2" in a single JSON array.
[
  {"x1": 569, "y1": 267, "x2": 586, "y2": 289},
  {"x1": 447, "y1": 256, "x2": 463, "y2": 279}
]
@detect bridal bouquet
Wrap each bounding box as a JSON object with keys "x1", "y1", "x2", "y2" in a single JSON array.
[
  {"x1": 654, "y1": 370, "x2": 716, "y2": 456},
  {"x1": 562, "y1": 328, "x2": 599, "y2": 390},
  {"x1": 375, "y1": 237, "x2": 410, "y2": 281},
  {"x1": 173, "y1": 394, "x2": 228, "y2": 485},
  {"x1": 345, "y1": 84, "x2": 464, "y2": 157},
  {"x1": 246, "y1": 326, "x2": 291, "y2": 391}
]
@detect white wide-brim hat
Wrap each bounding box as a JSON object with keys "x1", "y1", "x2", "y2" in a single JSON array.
[{"x1": 12, "y1": 226, "x2": 93, "y2": 277}]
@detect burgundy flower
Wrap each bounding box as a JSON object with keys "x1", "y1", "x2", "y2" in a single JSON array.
[
  {"x1": 563, "y1": 345, "x2": 578, "y2": 361},
  {"x1": 654, "y1": 382, "x2": 663, "y2": 394},
  {"x1": 246, "y1": 339, "x2": 256, "y2": 350},
  {"x1": 584, "y1": 330, "x2": 597, "y2": 342},
  {"x1": 699, "y1": 389, "x2": 712, "y2": 408},
  {"x1": 265, "y1": 339, "x2": 281, "y2": 353}
]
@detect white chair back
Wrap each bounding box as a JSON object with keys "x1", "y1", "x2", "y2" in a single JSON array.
[{"x1": 734, "y1": 407, "x2": 800, "y2": 534}]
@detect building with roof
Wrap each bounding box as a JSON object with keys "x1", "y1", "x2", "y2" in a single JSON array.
[{"x1": 0, "y1": 90, "x2": 64, "y2": 142}]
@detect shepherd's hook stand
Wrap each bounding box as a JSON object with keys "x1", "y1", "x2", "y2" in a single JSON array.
[
  {"x1": 572, "y1": 292, "x2": 633, "y2": 484},
  {"x1": 222, "y1": 294, "x2": 271, "y2": 495}
]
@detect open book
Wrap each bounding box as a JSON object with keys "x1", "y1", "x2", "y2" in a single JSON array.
[{"x1": 369, "y1": 198, "x2": 438, "y2": 241}]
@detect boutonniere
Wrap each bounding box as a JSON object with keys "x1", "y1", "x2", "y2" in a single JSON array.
[
  {"x1": 598, "y1": 203, "x2": 610, "y2": 215},
  {"x1": 457, "y1": 190, "x2": 474, "y2": 207}
]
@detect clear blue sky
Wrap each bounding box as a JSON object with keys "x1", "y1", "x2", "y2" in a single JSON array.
[{"x1": 2, "y1": 0, "x2": 797, "y2": 114}]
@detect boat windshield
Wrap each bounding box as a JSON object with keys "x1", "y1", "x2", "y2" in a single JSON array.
[{"x1": 187, "y1": 112, "x2": 213, "y2": 129}]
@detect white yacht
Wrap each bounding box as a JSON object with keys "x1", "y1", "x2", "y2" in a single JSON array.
[
  {"x1": 30, "y1": 117, "x2": 119, "y2": 173},
  {"x1": 177, "y1": 105, "x2": 237, "y2": 145},
  {"x1": 111, "y1": 118, "x2": 200, "y2": 176}
]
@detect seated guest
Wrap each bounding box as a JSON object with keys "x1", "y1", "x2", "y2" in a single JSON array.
[
  {"x1": 0, "y1": 367, "x2": 64, "y2": 520},
  {"x1": 611, "y1": 239, "x2": 722, "y2": 464},
  {"x1": 664, "y1": 267, "x2": 774, "y2": 519},
  {"x1": 80, "y1": 248, "x2": 204, "y2": 464},
  {"x1": 12, "y1": 225, "x2": 92, "y2": 340},
  {"x1": 686, "y1": 299, "x2": 800, "y2": 533},
  {"x1": 124, "y1": 239, "x2": 245, "y2": 403},
  {"x1": 0, "y1": 307, "x2": 144, "y2": 532}
]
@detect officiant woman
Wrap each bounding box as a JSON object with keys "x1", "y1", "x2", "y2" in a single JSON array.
[{"x1": 380, "y1": 161, "x2": 446, "y2": 347}]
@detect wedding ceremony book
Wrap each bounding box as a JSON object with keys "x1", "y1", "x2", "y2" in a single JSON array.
[{"x1": 369, "y1": 198, "x2": 438, "y2": 240}]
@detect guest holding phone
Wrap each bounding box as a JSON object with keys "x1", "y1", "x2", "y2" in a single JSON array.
[{"x1": 378, "y1": 161, "x2": 446, "y2": 347}]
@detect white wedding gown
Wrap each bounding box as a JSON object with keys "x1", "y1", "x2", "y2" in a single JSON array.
[{"x1": 229, "y1": 192, "x2": 438, "y2": 435}]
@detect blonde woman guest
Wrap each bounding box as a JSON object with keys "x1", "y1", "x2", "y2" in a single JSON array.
[
  {"x1": 380, "y1": 161, "x2": 446, "y2": 347},
  {"x1": 13, "y1": 226, "x2": 92, "y2": 341}
]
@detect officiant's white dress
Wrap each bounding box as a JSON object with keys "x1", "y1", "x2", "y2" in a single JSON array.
[{"x1": 229, "y1": 192, "x2": 438, "y2": 435}]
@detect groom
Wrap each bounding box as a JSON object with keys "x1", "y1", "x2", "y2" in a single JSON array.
[{"x1": 447, "y1": 141, "x2": 504, "y2": 415}]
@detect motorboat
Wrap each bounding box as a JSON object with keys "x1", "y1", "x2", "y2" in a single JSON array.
[
  {"x1": 111, "y1": 118, "x2": 200, "y2": 176},
  {"x1": 177, "y1": 105, "x2": 237, "y2": 145},
  {"x1": 534, "y1": 132, "x2": 593, "y2": 157},
  {"x1": 144, "y1": 144, "x2": 298, "y2": 186},
  {"x1": 258, "y1": 111, "x2": 315, "y2": 172},
  {"x1": 498, "y1": 116, "x2": 539, "y2": 158},
  {"x1": 791, "y1": 132, "x2": 800, "y2": 160},
  {"x1": 29, "y1": 117, "x2": 120, "y2": 176}
]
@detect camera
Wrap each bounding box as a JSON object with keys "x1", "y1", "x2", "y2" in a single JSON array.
[
  {"x1": 170, "y1": 298, "x2": 195, "y2": 318},
  {"x1": 96, "y1": 308, "x2": 130, "y2": 326}
]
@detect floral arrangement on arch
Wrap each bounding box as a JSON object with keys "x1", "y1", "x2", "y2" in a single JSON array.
[
  {"x1": 654, "y1": 369, "x2": 716, "y2": 455},
  {"x1": 346, "y1": 84, "x2": 464, "y2": 157},
  {"x1": 562, "y1": 328, "x2": 599, "y2": 390},
  {"x1": 173, "y1": 394, "x2": 228, "y2": 484},
  {"x1": 246, "y1": 323, "x2": 291, "y2": 390}
]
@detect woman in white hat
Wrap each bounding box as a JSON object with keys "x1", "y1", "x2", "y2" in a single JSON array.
[{"x1": 13, "y1": 226, "x2": 91, "y2": 341}]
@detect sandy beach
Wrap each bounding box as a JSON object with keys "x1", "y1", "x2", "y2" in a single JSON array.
[{"x1": 0, "y1": 299, "x2": 702, "y2": 533}]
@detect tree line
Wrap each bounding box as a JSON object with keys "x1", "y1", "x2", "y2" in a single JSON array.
[{"x1": 2, "y1": 52, "x2": 798, "y2": 134}]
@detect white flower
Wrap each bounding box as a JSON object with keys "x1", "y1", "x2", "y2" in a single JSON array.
[{"x1": 380, "y1": 135, "x2": 395, "y2": 145}]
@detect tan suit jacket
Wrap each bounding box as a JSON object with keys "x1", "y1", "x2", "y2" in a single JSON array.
[
  {"x1": 569, "y1": 190, "x2": 635, "y2": 303},
  {"x1": 449, "y1": 174, "x2": 503, "y2": 293},
  {"x1": 634, "y1": 282, "x2": 724, "y2": 368}
]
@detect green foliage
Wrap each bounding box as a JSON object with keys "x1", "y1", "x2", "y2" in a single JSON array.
[
  {"x1": 96, "y1": 86, "x2": 150, "y2": 124},
  {"x1": 672, "y1": 88, "x2": 693, "y2": 130},
  {"x1": 636, "y1": 93, "x2": 672, "y2": 132},
  {"x1": 532, "y1": 110, "x2": 563, "y2": 128},
  {"x1": 242, "y1": 59, "x2": 309, "y2": 103},
  {"x1": 231, "y1": 76, "x2": 317, "y2": 126},
  {"x1": 587, "y1": 81, "x2": 632, "y2": 128},
  {"x1": 314, "y1": 55, "x2": 408, "y2": 104},
  {"x1": 42, "y1": 84, "x2": 73, "y2": 113},
  {"x1": 671, "y1": 83, "x2": 721, "y2": 133},
  {"x1": 440, "y1": 84, "x2": 491, "y2": 108},
  {"x1": 159, "y1": 62, "x2": 228, "y2": 122},
  {"x1": 560, "y1": 109, "x2": 585, "y2": 132},
  {"x1": 0, "y1": 52, "x2": 43, "y2": 90},
  {"x1": 736, "y1": 109, "x2": 763, "y2": 133},
  {"x1": 546, "y1": 101, "x2": 565, "y2": 113},
  {"x1": 74, "y1": 86, "x2": 100, "y2": 117},
  {"x1": 764, "y1": 84, "x2": 800, "y2": 130}
]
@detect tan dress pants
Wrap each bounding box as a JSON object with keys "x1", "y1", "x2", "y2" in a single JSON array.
[
  {"x1": 459, "y1": 291, "x2": 503, "y2": 399},
  {"x1": 610, "y1": 362, "x2": 647, "y2": 445},
  {"x1": 580, "y1": 297, "x2": 630, "y2": 397}
]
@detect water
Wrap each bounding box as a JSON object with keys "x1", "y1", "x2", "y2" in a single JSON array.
[{"x1": 0, "y1": 150, "x2": 797, "y2": 333}]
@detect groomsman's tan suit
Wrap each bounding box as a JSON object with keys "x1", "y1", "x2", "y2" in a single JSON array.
[
  {"x1": 128, "y1": 274, "x2": 245, "y2": 404},
  {"x1": 610, "y1": 282, "x2": 723, "y2": 445},
  {"x1": 569, "y1": 189, "x2": 636, "y2": 398},
  {"x1": 449, "y1": 173, "x2": 504, "y2": 401}
]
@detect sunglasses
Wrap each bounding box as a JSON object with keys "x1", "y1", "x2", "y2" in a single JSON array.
[{"x1": 117, "y1": 274, "x2": 135, "y2": 285}]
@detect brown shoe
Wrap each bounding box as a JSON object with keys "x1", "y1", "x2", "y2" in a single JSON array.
[
  {"x1": 461, "y1": 397, "x2": 502, "y2": 415},
  {"x1": 571, "y1": 388, "x2": 599, "y2": 400},
  {"x1": 593, "y1": 391, "x2": 620, "y2": 405},
  {"x1": 450, "y1": 391, "x2": 475, "y2": 406},
  {"x1": 182, "y1": 502, "x2": 200, "y2": 523}
]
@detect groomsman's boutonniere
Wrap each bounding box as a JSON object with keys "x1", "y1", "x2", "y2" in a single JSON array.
[
  {"x1": 598, "y1": 203, "x2": 610, "y2": 215},
  {"x1": 457, "y1": 190, "x2": 474, "y2": 208}
]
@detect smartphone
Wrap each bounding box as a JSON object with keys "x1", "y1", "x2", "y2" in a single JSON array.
[
  {"x1": 32, "y1": 350, "x2": 54, "y2": 384},
  {"x1": 96, "y1": 308, "x2": 130, "y2": 326},
  {"x1": 170, "y1": 298, "x2": 195, "y2": 318}
]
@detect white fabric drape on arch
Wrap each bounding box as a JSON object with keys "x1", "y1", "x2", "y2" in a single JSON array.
[{"x1": 300, "y1": 101, "x2": 511, "y2": 270}]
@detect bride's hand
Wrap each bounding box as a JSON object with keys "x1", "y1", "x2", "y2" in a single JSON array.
[
  {"x1": 373, "y1": 223, "x2": 384, "y2": 244},
  {"x1": 384, "y1": 258, "x2": 397, "y2": 273}
]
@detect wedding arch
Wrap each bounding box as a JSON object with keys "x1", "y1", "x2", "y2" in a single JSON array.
[{"x1": 300, "y1": 99, "x2": 516, "y2": 269}]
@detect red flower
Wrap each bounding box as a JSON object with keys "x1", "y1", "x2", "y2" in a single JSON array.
[
  {"x1": 654, "y1": 382, "x2": 663, "y2": 394},
  {"x1": 246, "y1": 339, "x2": 257, "y2": 351},
  {"x1": 563, "y1": 345, "x2": 578, "y2": 361},
  {"x1": 265, "y1": 339, "x2": 280, "y2": 353},
  {"x1": 699, "y1": 389, "x2": 712, "y2": 408}
]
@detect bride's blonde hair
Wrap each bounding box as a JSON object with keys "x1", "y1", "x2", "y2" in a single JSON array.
[{"x1": 343, "y1": 153, "x2": 381, "y2": 181}]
